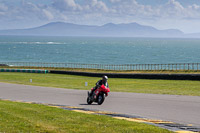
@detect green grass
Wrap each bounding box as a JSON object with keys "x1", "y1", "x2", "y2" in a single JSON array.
[
  {"x1": 0, "y1": 100, "x2": 173, "y2": 133},
  {"x1": 0, "y1": 72, "x2": 200, "y2": 96}
]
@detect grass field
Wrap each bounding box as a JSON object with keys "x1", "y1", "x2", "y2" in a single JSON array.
[
  {"x1": 0, "y1": 100, "x2": 173, "y2": 133},
  {"x1": 0, "y1": 72, "x2": 200, "y2": 96}
]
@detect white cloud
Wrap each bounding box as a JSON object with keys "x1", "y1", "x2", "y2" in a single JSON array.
[
  {"x1": 1, "y1": 0, "x2": 200, "y2": 32},
  {"x1": 52, "y1": 0, "x2": 82, "y2": 11},
  {"x1": 160, "y1": 0, "x2": 185, "y2": 18},
  {"x1": 106, "y1": 0, "x2": 155, "y2": 21},
  {"x1": 91, "y1": 0, "x2": 109, "y2": 12},
  {"x1": 109, "y1": 0, "x2": 121, "y2": 3},
  {"x1": 42, "y1": 9, "x2": 54, "y2": 20},
  {"x1": 0, "y1": 3, "x2": 8, "y2": 11},
  {"x1": 167, "y1": 0, "x2": 184, "y2": 10},
  {"x1": 188, "y1": 4, "x2": 200, "y2": 10}
]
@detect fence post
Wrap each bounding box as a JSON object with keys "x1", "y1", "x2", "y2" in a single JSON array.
[
  {"x1": 193, "y1": 63, "x2": 194, "y2": 70},
  {"x1": 168, "y1": 64, "x2": 169, "y2": 71},
  {"x1": 185, "y1": 63, "x2": 186, "y2": 70}
]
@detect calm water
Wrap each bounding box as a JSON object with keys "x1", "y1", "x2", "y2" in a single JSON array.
[{"x1": 0, "y1": 36, "x2": 200, "y2": 64}]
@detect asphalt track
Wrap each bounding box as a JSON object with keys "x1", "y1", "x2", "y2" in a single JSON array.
[{"x1": 0, "y1": 82, "x2": 200, "y2": 128}]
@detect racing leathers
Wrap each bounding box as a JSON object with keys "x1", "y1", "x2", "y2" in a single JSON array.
[{"x1": 90, "y1": 79, "x2": 109, "y2": 96}]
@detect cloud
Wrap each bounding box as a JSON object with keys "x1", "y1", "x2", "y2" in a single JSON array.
[
  {"x1": 91, "y1": 0, "x2": 109, "y2": 12},
  {"x1": 109, "y1": 0, "x2": 121, "y2": 3},
  {"x1": 160, "y1": 0, "x2": 185, "y2": 18},
  {"x1": 2, "y1": 0, "x2": 200, "y2": 23},
  {"x1": 0, "y1": 0, "x2": 200, "y2": 32},
  {"x1": 52, "y1": 0, "x2": 82, "y2": 11},
  {"x1": 0, "y1": 3, "x2": 8, "y2": 11},
  {"x1": 158, "y1": 0, "x2": 200, "y2": 20},
  {"x1": 0, "y1": 3, "x2": 8, "y2": 18},
  {"x1": 189, "y1": 4, "x2": 200, "y2": 10},
  {"x1": 42, "y1": 9, "x2": 54, "y2": 20}
]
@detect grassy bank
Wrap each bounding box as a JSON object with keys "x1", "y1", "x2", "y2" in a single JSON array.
[
  {"x1": 0, "y1": 100, "x2": 172, "y2": 133},
  {"x1": 0, "y1": 72, "x2": 200, "y2": 96}
]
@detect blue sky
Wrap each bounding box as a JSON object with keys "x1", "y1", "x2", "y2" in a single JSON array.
[{"x1": 1, "y1": 0, "x2": 200, "y2": 33}]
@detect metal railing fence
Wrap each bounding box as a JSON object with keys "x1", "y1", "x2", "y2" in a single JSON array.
[{"x1": 0, "y1": 62, "x2": 200, "y2": 71}]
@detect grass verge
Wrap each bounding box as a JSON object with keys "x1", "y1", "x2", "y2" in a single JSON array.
[
  {"x1": 0, "y1": 72, "x2": 200, "y2": 96},
  {"x1": 0, "y1": 100, "x2": 173, "y2": 133}
]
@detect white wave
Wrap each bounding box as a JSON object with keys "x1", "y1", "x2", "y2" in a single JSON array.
[{"x1": 0, "y1": 41, "x2": 66, "y2": 45}]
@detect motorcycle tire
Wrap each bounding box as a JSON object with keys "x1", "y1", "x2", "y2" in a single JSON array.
[
  {"x1": 97, "y1": 94, "x2": 105, "y2": 105},
  {"x1": 87, "y1": 96, "x2": 93, "y2": 104}
]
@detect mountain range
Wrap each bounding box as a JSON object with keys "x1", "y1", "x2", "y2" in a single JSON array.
[{"x1": 0, "y1": 22, "x2": 199, "y2": 38}]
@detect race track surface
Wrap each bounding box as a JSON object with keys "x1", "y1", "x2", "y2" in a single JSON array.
[{"x1": 0, "y1": 82, "x2": 200, "y2": 127}]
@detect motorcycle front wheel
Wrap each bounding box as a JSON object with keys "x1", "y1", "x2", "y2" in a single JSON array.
[
  {"x1": 97, "y1": 94, "x2": 105, "y2": 105},
  {"x1": 87, "y1": 96, "x2": 93, "y2": 104}
]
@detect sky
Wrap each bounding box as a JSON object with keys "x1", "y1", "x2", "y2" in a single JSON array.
[{"x1": 1, "y1": 0, "x2": 200, "y2": 33}]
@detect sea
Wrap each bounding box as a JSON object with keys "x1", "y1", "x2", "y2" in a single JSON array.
[{"x1": 0, "y1": 35, "x2": 200, "y2": 64}]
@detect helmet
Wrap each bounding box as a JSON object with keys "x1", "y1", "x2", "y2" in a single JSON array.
[{"x1": 102, "y1": 75, "x2": 108, "y2": 81}]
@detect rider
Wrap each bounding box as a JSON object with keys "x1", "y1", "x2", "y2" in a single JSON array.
[{"x1": 90, "y1": 75, "x2": 108, "y2": 96}]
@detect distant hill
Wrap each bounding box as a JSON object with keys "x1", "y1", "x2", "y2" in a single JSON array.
[{"x1": 0, "y1": 22, "x2": 194, "y2": 38}]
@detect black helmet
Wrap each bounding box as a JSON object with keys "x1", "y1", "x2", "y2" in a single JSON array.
[{"x1": 102, "y1": 75, "x2": 108, "y2": 81}]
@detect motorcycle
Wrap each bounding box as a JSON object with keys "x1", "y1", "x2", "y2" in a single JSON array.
[{"x1": 87, "y1": 84, "x2": 110, "y2": 105}]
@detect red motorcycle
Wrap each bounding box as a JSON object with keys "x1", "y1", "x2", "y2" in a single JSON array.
[{"x1": 87, "y1": 84, "x2": 110, "y2": 105}]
